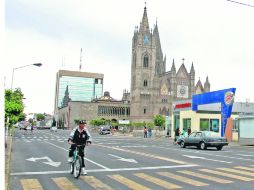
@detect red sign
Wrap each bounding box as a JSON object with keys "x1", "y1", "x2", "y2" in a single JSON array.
[{"x1": 174, "y1": 102, "x2": 192, "y2": 109}]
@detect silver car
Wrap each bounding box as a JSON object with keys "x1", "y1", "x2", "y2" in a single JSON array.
[{"x1": 177, "y1": 131, "x2": 228, "y2": 151}]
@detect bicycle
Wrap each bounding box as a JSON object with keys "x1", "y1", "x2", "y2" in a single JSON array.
[{"x1": 69, "y1": 144, "x2": 83, "y2": 178}]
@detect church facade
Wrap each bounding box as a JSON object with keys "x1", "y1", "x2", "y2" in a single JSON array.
[{"x1": 130, "y1": 6, "x2": 210, "y2": 122}]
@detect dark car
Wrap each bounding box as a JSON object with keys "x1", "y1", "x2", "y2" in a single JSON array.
[
  {"x1": 177, "y1": 131, "x2": 228, "y2": 150},
  {"x1": 98, "y1": 126, "x2": 111, "y2": 135}
]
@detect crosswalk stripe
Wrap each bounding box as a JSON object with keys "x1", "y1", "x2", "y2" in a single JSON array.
[
  {"x1": 217, "y1": 168, "x2": 254, "y2": 177},
  {"x1": 200, "y1": 169, "x2": 254, "y2": 181},
  {"x1": 80, "y1": 176, "x2": 113, "y2": 190},
  {"x1": 134, "y1": 173, "x2": 181, "y2": 189},
  {"x1": 234, "y1": 166, "x2": 254, "y2": 172},
  {"x1": 157, "y1": 172, "x2": 208, "y2": 187},
  {"x1": 20, "y1": 179, "x2": 43, "y2": 190},
  {"x1": 108, "y1": 174, "x2": 151, "y2": 190},
  {"x1": 52, "y1": 177, "x2": 79, "y2": 190},
  {"x1": 178, "y1": 170, "x2": 232, "y2": 184}
]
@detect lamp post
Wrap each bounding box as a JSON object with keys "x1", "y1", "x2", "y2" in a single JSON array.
[{"x1": 11, "y1": 63, "x2": 42, "y2": 90}]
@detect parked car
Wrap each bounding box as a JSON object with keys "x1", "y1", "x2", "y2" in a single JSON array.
[
  {"x1": 98, "y1": 126, "x2": 111, "y2": 135},
  {"x1": 177, "y1": 131, "x2": 228, "y2": 150}
]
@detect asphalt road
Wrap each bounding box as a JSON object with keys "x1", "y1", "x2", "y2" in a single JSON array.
[{"x1": 9, "y1": 129, "x2": 254, "y2": 190}]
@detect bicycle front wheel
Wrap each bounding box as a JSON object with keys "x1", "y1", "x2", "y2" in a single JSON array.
[{"x1": 73, "y1": 156, "x2": 82, "y2": 178}]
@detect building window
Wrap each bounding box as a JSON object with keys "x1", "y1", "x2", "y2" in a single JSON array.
[
  {"x1": 144, "y1": 108, "x2": 146, "y2": 114},
  {"x1": 233, "y1": 119, "x2": 239, "y2": 132},
  {"x1": 200, "y1": 119, "x2": 209, "y2": 131},
  {"x1": 210, "y1": 119, "x2": 219, "y2": 132},
  {"x1": 183, "y1": 118, "x2": 191, "y2": 132},
  {"x1": 144, "y1": 80, "x2": 148, "y2": 87},
  {"x1": 143, "y1": 55, "x2": 149, "y2": 68}
]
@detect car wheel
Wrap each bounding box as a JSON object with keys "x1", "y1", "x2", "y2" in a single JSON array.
[
  {"x1": 200, "y1": 142, "x2": 207, "y2": 150},
  {"x1": 180, "y1": 141, "x2": 185, "y2": 148},
  {"x1": 216, "y1": 146, "x2": 223, "y2": 151}
]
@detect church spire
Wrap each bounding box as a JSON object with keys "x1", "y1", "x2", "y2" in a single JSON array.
[
  {"x1": 171, "y1": 59, "x2": 176, "y2": 72},
  {"x1": 139, "y1": 4, "x2": 150, "y2": 33},
  {"x1": 190, "y1": 62, "x2": 195, "y2": 73}
]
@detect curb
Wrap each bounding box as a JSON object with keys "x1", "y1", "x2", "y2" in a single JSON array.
[{"x1": 5, "y1": 136, "x2": 13, "y2": 190}]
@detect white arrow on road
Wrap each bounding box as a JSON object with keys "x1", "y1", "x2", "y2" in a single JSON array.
[
  {"x1": 183, "y1": 155, "x2": 232, "y2": 163},
  {"x1": 108, "y1": 154, "x2": 138, "y2": 163},
  {"x1": 26, "y1": 156, "x2": 61, "y2": 167}
]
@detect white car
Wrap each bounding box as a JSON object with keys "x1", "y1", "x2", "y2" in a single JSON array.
[{"x1": 50, "y1": 126, "x2": 57, "y2": 132}]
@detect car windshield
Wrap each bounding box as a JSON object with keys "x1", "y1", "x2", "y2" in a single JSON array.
[{"x1": 204, "y1": 131, "x2": 220, "y2": 137}]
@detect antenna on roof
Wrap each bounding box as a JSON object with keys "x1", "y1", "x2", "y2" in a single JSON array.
[{"x1": 79, "y1": 48, "x2": 82, "y2": 71}]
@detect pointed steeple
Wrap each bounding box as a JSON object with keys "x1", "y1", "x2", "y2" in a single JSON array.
[
  {"x1": 190, "y1": 62, "x2": 195, "y2": 73},
  {"x1": 171, "y1": 59, "x2": 176, "y2": 72},
  {"x1": 139, "y1": 5, "x2": 150, "y2": 33},
  {"x1": 204, "y1": 76, "x2": 210, "y2": 92}
]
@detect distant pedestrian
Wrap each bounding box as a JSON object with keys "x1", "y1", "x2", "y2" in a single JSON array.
[
  {"x1": 144, "y1": 127, "x2": 148, "y2": 138},
  {"x1": 187, "y1": 128, "x2": 191, "y2": 136},
  {"x1": 174, "y1": 127, "x2": 180, "y2": 144},
  {"x1": 31, "y1": 124, "x2": 34, "y2": 134},
  {"x1": 148, "y1": 127, "x2": 152, "y2": 138}
]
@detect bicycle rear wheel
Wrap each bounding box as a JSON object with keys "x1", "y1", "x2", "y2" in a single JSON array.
[
  {"x1": 73, "y1": 156, "x2": 82, "y2": 178},
  {"x1": 70, "y1": 162, "x2": 74, "y2": 174}
]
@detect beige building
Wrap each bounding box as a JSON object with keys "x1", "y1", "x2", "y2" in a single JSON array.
[{"x1": 172, "y1": 100, "x2": 254, "y2": 141}]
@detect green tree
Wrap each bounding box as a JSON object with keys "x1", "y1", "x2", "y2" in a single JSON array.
[
  {"x1": 36, "y1": 113, "x2": 45, "y2": 121},
  {"x1": 153, "y1": 114, "x2": 165, "y2": 129},
  {"x1": 5, "y1": 88, "x2": 25, "y2": 126}
]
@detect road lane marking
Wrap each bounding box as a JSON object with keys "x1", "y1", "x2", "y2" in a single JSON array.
[
  {"x1": 157, "y1": 172, "x2": 209, "y2": 186},
  {"x1": 183, "y1": 155, "x2": 232, "y2": 163},
  {"x1": 217, "y1": 168, "x2": 254, "y2": 177},
  {"x1": 96, "y1": 144, "x2": 188, "y2": 164},
  {"x1": 52, "y1": 177, "x2": 78, "y2": 190},
  {"x1": 20, "y1": 179, "x2": 43, "y2": 190},
  {"x1": 234, "y1": 166, "x2": 254, "y2": 172},
  {"x1": 200, "y1": 169, "x2": 254, "y2": 181},
  {"x1": 11, "y1": 164, "x2": 197, "y2": 175},
  {"x1": 134, "y1": 173, "x2": 181, "y2": 189},
  {"x1": 178, "y1": 170, "x2": 232, "y2": 184},
  {"x1": 108, "y1": 174, "x2": 151, "y2": 190},
  {"x1": 44, "y1": 140, "x2": 110, "y2": 169},
  {"x1": 80, "y1": 176, "x2": 113, "y2": 190}
]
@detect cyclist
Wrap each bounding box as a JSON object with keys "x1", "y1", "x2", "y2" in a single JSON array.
[{"x1": 68, "y1": 120, "x2": 92, "y2": 175}]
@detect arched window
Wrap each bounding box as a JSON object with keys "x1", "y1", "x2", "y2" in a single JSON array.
[
  {"x1": 144, "y1": 79, "x2": 148, "y2": 87},
  {"x1": 143, "y1": 54, "x2": 149, "y2": 68}
]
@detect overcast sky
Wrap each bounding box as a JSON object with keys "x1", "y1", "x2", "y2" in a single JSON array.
[{"x1": 3, "y1": 0, "x2": 254, "y2": 114}]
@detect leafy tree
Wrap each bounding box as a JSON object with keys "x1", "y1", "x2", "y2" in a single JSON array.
[
  {"x1": 5, "y1": 88, "x2": 25, "y2": 126},
  {"x1": 36, "y1": 113, "x2": 45, "y2": 121},
  {"x1": 153, "y1": 114, "x2": 165, "y2": 128}
]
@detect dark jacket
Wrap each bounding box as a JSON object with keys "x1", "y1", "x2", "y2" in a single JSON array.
[{"x1": 68, "y1": 126, "x2": 92, "y2": 145}]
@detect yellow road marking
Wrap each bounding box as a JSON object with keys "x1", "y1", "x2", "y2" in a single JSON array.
[
  {"x1": 96, "y1": 144, "x2": 187, "y2": 164},
  {"x1": 80, "y1": 176, "x2": 113, "y2": 190},
  {"x1": 134, "y1": 173, "x2": 181, "y2": 189},
  {"x1": 20, "y1": 179, "x2": 43, "y2": 190},
  {"x1": 217, "y1": 168, "x2": 254, "y2": 177},
  {"x1": 178, "y1": 170, "x2": 232, "y2": 184},
  {"x1": 234, "y1": 166, "x2": 254, "y2": 172},
  {"x1": 157, "y1": 172, "x2": 208, "y2": 186},
  {"x1": 200, "y1": 169, "x2": 254, "y2": 181},
  {"x1": 52, "y1": 177, "x2": 79, "y2": 190},
  {"x1": 108, "y1": 174, "x2": 151, "y2": 190}
]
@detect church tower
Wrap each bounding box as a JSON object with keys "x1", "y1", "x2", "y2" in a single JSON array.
[{"x1": 130, "y1": 6, "x2": 159, "y2": 122}]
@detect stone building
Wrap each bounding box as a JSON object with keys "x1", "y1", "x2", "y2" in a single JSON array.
[{"x1": 130, "y1": 6, "x2": 210, "y2": 122}]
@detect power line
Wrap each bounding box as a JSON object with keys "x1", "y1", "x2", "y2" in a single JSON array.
[{"x1": 226, "y1": 0, "x2": 254, "y2": 8}]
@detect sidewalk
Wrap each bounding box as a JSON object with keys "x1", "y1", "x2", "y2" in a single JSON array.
[{"x1": 5, "y1": 135, "x2": 13, "y2": 190}]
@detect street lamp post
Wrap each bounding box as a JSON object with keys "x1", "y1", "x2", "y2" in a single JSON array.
[{"x1": 11, "y1": 63, "x2": 42, "y2": 90}]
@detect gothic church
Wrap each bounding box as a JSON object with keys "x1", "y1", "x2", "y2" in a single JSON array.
[{"x1": 130, "y1": 6, "x2": 210, "y2": 122}]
